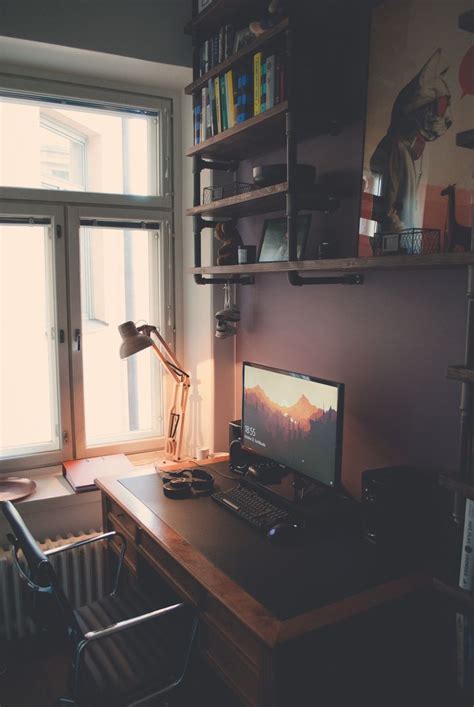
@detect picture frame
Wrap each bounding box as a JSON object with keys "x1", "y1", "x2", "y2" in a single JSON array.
[
  {"x1": 258, "y1": 215, "x2": 311, "y2": 263},
  {"x1": 197, "y1": 0, "x2": 213, "y2": 14}
]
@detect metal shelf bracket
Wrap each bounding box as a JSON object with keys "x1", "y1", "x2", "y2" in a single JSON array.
[{"x1": 287, "y1": 272, "x2": 364, "y2": 287}]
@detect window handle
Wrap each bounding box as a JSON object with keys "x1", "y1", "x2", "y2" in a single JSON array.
[{"x1": 74, "y1": 328, "x2": 81, "y2": 351}]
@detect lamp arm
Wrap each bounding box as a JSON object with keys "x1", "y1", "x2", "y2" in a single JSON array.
[{"x1": 138, "y1": 325, "x2": 190, "y2": 461}]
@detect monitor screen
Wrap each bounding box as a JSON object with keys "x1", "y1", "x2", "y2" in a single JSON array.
[{"x1": 242, "y1": 362, "x2": 344, "y2": 487}]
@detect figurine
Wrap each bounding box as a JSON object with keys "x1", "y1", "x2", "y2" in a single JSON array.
[
  {"x1": 215, "y1": 221, "x2": 243, "y2": 265},
  {"x1": 249, "y1": 0, "x2": 287, "y2": 37}
]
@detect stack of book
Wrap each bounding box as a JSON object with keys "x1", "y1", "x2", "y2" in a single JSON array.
[
  {"x1": 198, "y1": 25, "x2": 236, "y2": 76},
  {"x1": 193, "y1": 51, "x2": 287, "y2": 144}
]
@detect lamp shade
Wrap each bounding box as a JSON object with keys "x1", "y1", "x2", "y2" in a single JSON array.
[{"x1": 118, "y1": 321, "x2": 153, "y2": 359}]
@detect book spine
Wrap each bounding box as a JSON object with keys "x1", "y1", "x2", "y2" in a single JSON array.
[
  {"x1": 261, "y1": 58, "x2": 267, "y2": 112},
  {"x1": 253, "y1": 52, "x2": 262, "y2": 115},
  {"x1": 225, "y1": 70, "x2": 236, "y2": 127},
  {"x1": 200, "y1": 88, "x2": 205, "y2": 142},
  {"x1": 239, "y1": 69, "x2": 252, "y2": 122},
  {"x1": 215, "y1": 77, "x2": 222, "y2": 133},
  {"x1": 266, "y1": 54, "x2": 275, "y2": 110},
  {"x1": 220, "y1": 74, "x2": 228, "y2": 130},
  {"x1": 459, "y1": 498, "x2": 474, "y2": 590},
  {"x1": 236, "y1": 73, "x2": 242, "y2": 123},
  {"x1": 208, "y1": 78, "x2": 216, "y2": 136},
  {"x1": 219, "y1": 27, "x2": 224, "y2": 64},
  {"x1": 275, "y1": 55, "x2": 282, "y2": 105}
]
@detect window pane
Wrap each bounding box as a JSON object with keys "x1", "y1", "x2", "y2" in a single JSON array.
[
  {"x1": 0, "y1": 96, "x2": 157, "y2": 196},
  {"x1": 80, "y1": 225, "x2": 163, "y2": 447},
  {"x1": 0, "y1": 223, "x2": 61, "y2": 458}
]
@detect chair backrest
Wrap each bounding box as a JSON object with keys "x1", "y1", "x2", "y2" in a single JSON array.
[{"x1": 2, "y1": 500, "x2": 81, "y2": 639}]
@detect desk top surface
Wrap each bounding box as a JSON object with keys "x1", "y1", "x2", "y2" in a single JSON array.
[{"x1": 97, "y1": 458, "x2": 426, "y2": 647}]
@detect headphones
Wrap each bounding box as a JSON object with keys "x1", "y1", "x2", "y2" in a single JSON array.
[{"x1": 161, "y1": 467, "x2": 215, "y2": 499}]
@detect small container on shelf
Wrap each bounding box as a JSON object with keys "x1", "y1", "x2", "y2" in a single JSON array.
[{"x1": 203, "y1": 181, "x2": 256, "y2": 204}]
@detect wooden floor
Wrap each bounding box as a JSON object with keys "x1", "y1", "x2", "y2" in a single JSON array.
[{"x1": 0, "y1": 634, "x2": 242, "y2": 707}]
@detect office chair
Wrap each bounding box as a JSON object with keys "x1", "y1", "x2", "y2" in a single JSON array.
[{"x1": 2, "y1": 500, "x2": 198, "y2": 706}]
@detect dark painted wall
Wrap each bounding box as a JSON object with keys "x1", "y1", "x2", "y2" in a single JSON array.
[
  {"x1": 0, "y1": 0, "x2": 192, "y2": 67},
  {"x1": 235, "y1": 1, "x2": 466, "y2": 497},
  {"x1": 236, "y1": 270, "x2": 465, "y2": 498}
]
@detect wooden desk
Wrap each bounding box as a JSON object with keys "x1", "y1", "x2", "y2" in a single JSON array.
[{"x1": 97, "y1": 459, "x2": 426, "y2": 707}]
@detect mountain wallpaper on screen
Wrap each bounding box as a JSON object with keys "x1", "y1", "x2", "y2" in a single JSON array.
[{"x1": 244, "y1": 384, "x2": 338, "y2": 484}]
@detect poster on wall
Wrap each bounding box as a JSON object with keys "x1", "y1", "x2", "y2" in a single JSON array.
[{"x1": 359, "y1": 0, "x2": 473, "y2": 257}]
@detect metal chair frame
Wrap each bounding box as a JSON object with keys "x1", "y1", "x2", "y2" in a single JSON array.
[{"x1": 7, "y1": 525, "x2": 198, "y2": 706}]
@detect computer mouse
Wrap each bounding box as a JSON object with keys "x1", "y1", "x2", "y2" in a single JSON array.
[{"x1": 266, "y1": 522, "x2": 301, "y2": 543}]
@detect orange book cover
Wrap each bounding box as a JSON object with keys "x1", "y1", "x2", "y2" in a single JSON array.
[{"x1": 63, "y1": 454, "x2": 134, "y2": 492}]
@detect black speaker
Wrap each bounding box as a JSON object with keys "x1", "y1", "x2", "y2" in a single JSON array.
[
  {"x1": 361, "y1": 466, "x2": 437, "y2": 563},
  {"x1": 228, "y1": 420, "x2": 255, "y2": 474},
  {"x1": 229, "y1": 419, "x2": 241, "y2": 446}
]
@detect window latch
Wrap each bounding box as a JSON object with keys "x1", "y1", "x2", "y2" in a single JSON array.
[{"x1": 74, "y1": 328, "x2": 81, "y2": 351}]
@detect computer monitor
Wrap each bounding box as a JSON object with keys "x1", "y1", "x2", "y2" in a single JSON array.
[{"x1": 241, "y1": 362, "x2": 344, "y2": 488}]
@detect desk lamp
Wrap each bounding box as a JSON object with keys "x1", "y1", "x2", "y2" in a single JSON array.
[{"x1": 118, "y1": 321, "x2": 190, "y2": 461}]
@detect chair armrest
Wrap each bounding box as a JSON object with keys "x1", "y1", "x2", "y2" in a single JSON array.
[
  {"x1": 83, "y1": 602, "x2": 185, "y2": 642},
  {"x1": 43, "y1": 531, "x2": 125, "y2": 556}
]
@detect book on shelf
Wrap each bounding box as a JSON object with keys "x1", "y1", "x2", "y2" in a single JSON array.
[
  {"x1": 459, "y1": 497, "x2": 474, "y2": 590},
  {"x1": 198, "y1": 22, "x2": 236, "y2": 77},
  {"x1": 215, "y1": 76, "x2": 222, "y2": 134},
  {"x1": 192, "y1": 48, "x2": 287, "y2": 142},
  {"x1": 456, "y1": 498, "x2": 474, "y2": 690},
  {"x1": 253, "y1": 52, "x2": 263, "y2": 115},
  {"x1": 225, "y1": 70, "x2": 236, "y2": 127},
  {"x1": 261, "y1": 57, "x2": 268, "y2": 112},
  {"x1": 266, "y1": 54, "x2": 275, "y2": 110},
  {"x1": 219, "y1": 74, "x2": 228, "y2": 131}
]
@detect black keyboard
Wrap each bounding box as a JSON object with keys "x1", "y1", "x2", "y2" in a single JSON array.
[{"x1": 212, "y1": 484, "x2": 290, "y2": 532}]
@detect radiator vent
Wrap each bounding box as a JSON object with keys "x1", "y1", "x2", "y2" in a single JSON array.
[{"x1": 0, "y1": 530, "x2": 104, "y2": 641}]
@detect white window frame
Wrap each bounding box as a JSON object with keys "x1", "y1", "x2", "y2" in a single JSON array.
[
  {"x1": 0, "y1": 201, "x2": 74, "y2": 472},
  {"x1": 68, "y1": 205, "x2": 174, "y2": 459},
  {"x1": 0, "y1": 77, "x2": 176, "y2": 473},
  {"x1": 0, "y1": 74, "x2": 173, "y2": 209}
]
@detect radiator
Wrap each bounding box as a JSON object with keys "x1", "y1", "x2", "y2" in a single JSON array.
[{"x1": 0, "y1": 530, "x2": 105, "y2": 641}]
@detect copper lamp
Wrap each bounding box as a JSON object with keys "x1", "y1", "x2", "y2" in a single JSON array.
[{"x1": 118, "y1": 321, "x2": 190, "y2": 461}]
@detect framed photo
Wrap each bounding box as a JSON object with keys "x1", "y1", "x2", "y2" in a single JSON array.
[{"x1": 258, "y1": 215, "x2": 311, "y2": 263}]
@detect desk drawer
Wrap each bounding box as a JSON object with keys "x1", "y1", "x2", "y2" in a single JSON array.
[
  {"x1": 204, "y1": 596, "x2": 264, "y2": 670},
  {"x1": 200, "y1": 616, "x2": 259, "y2": 707},
  {"x1": 107, "y1": 499, "x2": 138, "y2": 540},
  {"x1": 139, "y1": 531, "x2": 202, "y2": 605}
]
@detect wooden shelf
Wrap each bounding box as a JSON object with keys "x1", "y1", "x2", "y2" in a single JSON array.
[
  {"x1": 190, "y1": 252, "x2": 474, "y2": 276},
  {"x1": 433, "y1": 578, "x2": 474, "y2": 613},
  {"x1": 186, "y1": 101, "x2": 288, "y2": 160},
  {"x1": 187, "y1": 182, "x2": 338, "y2": 219},
  {"x1": 439, "y1": 472, "x2": 474, "y2": 500},
  {"x1": 185, "y1": 18, "x2": 288, "y2": 95},
  {"x1": 447, "y1": 366, "x2": 474, "y2": 383},
  {"x1": 184, "y1": 0, "x2": 257, "y2": 35}
]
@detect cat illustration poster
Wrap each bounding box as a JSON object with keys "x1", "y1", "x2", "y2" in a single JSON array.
[{"x1": 359, "y1": 0, "x2": 473, "y2": 256}]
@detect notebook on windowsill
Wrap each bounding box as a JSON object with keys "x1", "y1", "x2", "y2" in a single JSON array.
[{"x1": 63, "y1": 454, "x2": 135, "y2": 493}]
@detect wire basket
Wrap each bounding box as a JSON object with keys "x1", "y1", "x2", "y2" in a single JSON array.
[
  {"x1": 371, "y1": 228, "x2": 441, "y2": 256},
  {"x1": 203, "y1": 182, "x2": 256, "y2": 204}
]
